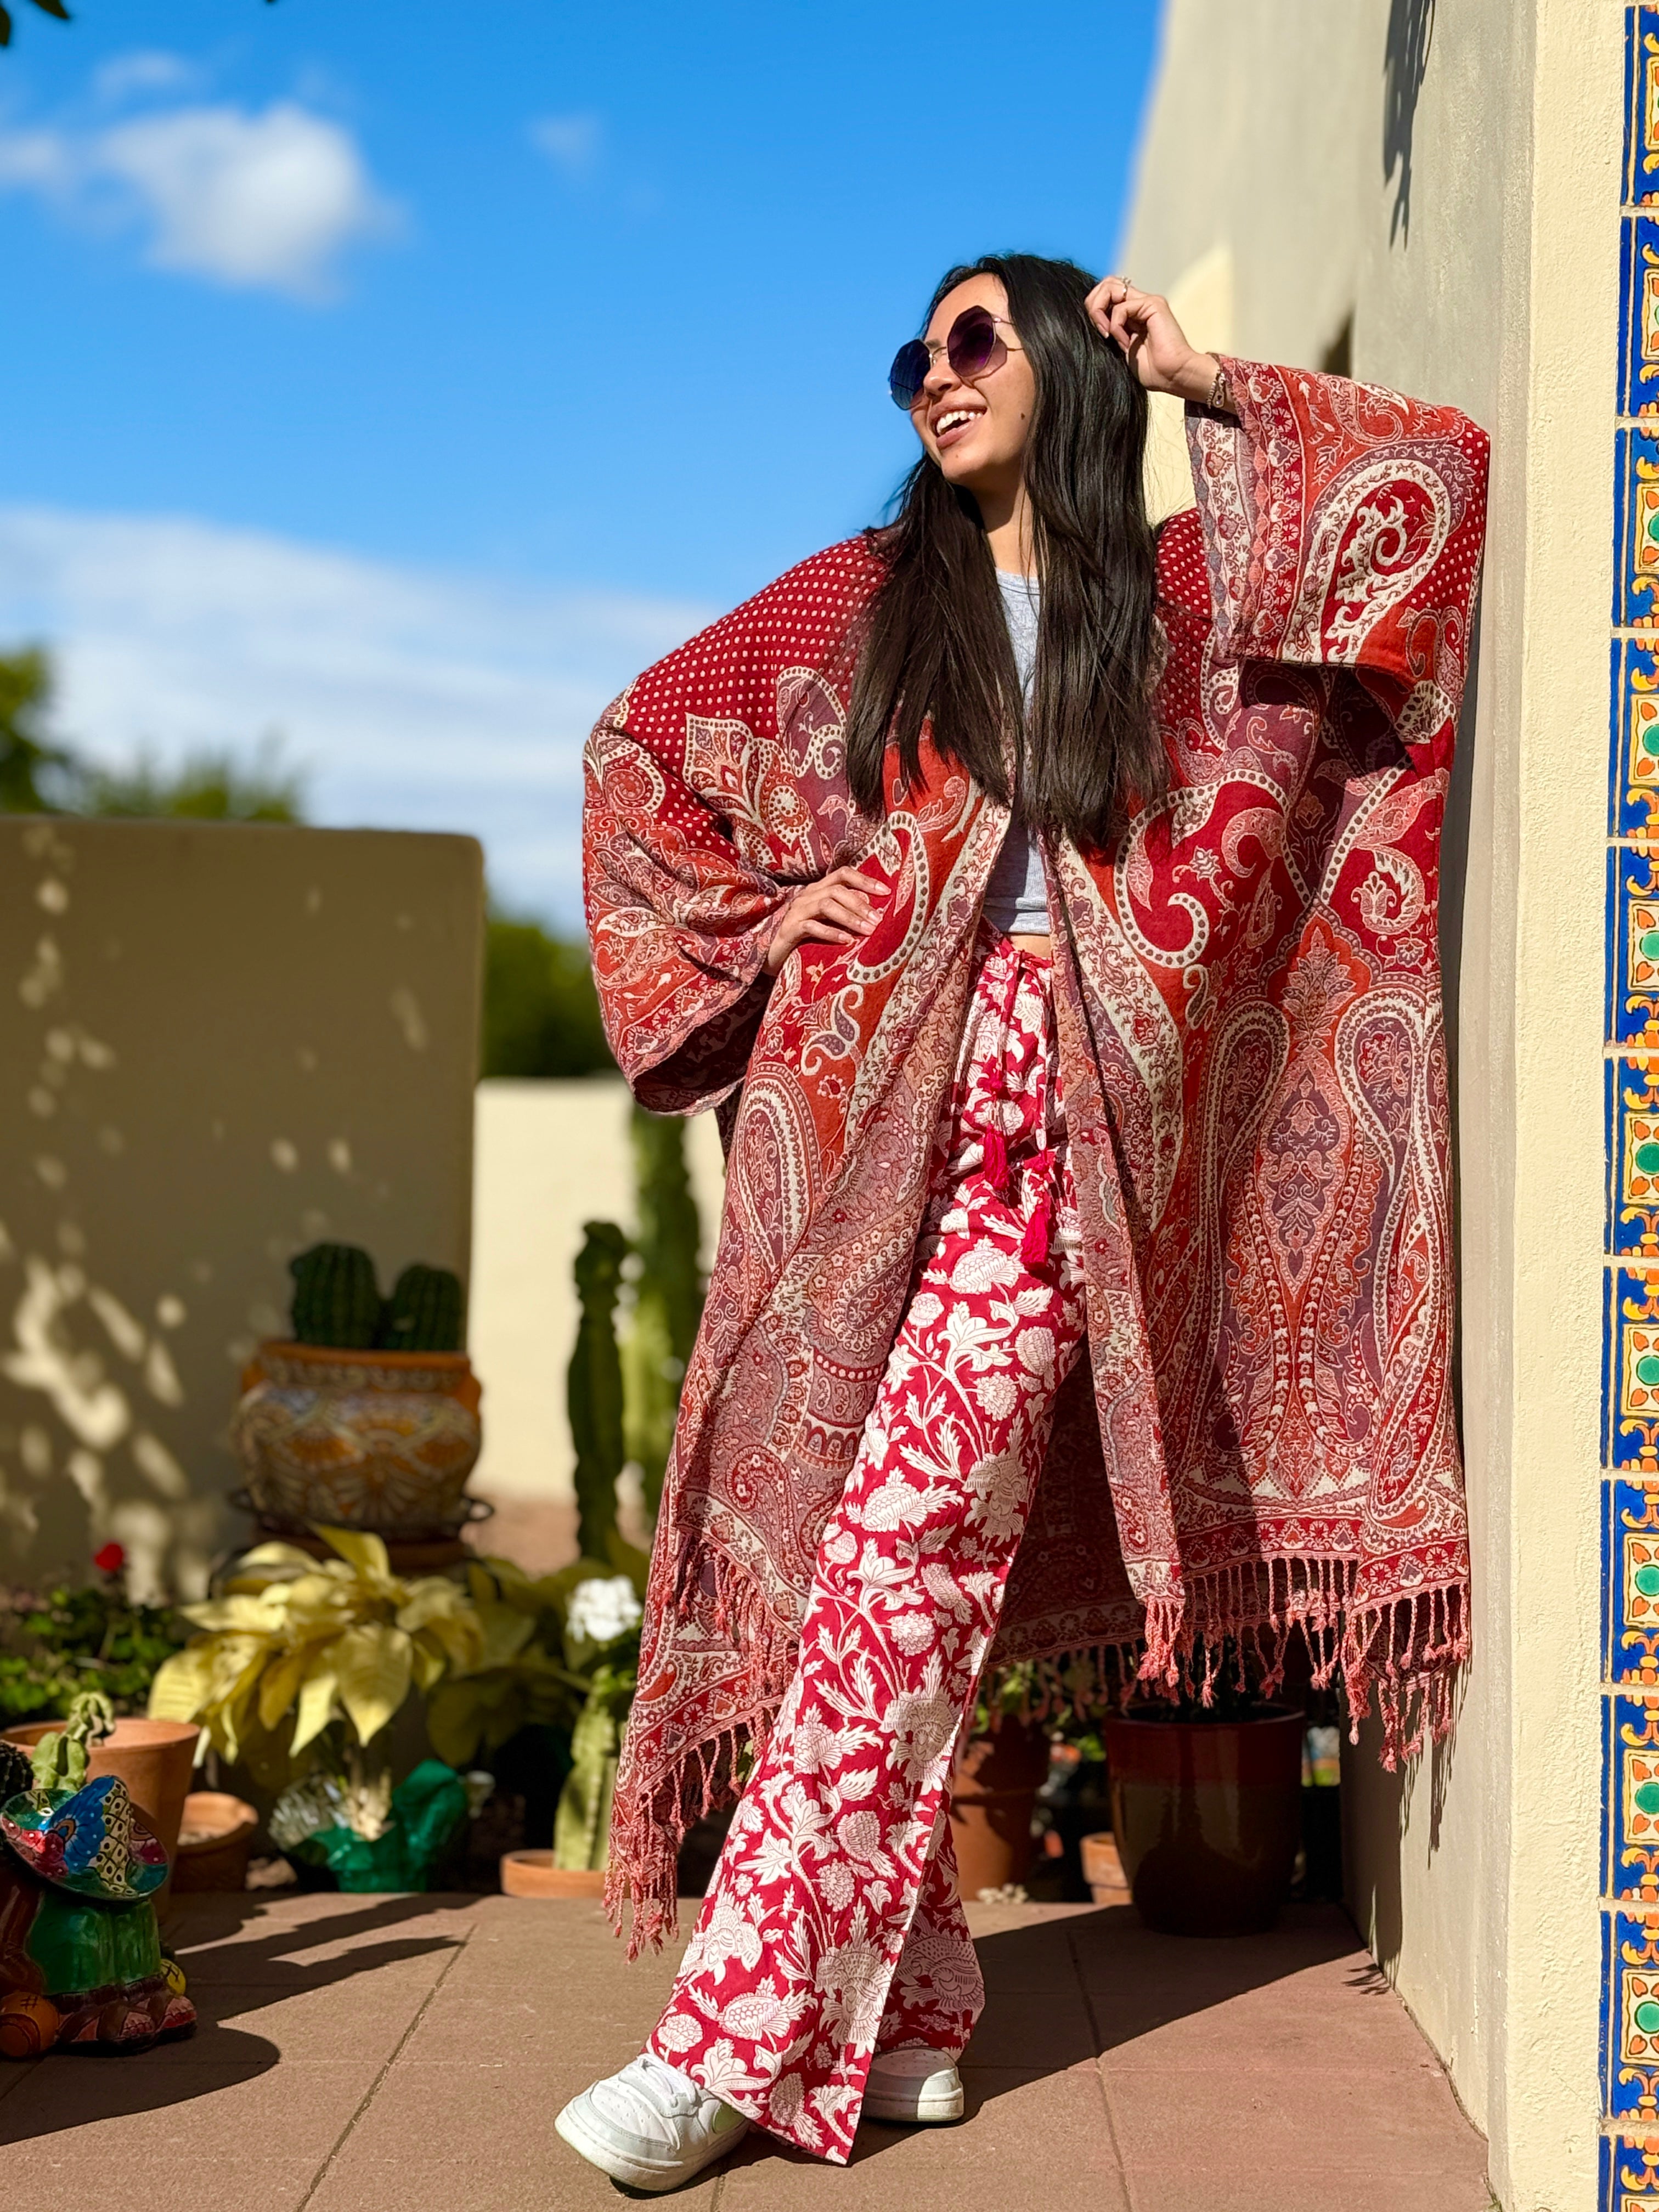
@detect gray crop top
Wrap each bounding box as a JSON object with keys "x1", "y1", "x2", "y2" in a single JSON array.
[{"x1": 981, "y1": 569, "x2": 1048, "y2": 937}]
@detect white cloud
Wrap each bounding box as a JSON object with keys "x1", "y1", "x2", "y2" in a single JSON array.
[
  {"x1": 0, "y1": 505, "x2": 708, "y2": 924},
  {"x1": 529, "y1": 111, "x2": 602, "y2": 177},
  {"x1": 92, "y1": 51, "x2": 198, "y2": 104},
  {"x1": 0, "y1": 98, "x2": 399, "y2": 301}
]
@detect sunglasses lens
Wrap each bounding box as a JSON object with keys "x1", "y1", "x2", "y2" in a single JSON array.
[
  {"x1": 889, "y1": 340, "x2": 930, "y2": 409},
  {"x1": 947, "y1": 306, "x2": 1000, "y2": 380}
]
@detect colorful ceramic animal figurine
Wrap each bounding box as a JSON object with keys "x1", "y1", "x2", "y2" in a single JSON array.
[{"x1": 0, "y1": 1698, "x2": 195, "y2": 2056}]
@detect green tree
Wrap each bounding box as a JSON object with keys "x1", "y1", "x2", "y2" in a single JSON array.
[
  {"x1": 481, "y1": 910, "x2": 613, "y2": 1079},
  {"x1": 76, "y1": 737, "x2": 305, "y2": 822},
  {"x1": 0, "y1": 646, "x2": 76, "y2": 811}
]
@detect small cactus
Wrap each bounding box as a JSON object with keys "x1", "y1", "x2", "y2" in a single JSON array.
[
  {"x1": 289, "y1": 1243, "x2": 381, "y2": 1349},
  {"x1": 378, "y1": 1263, "x2": 465, "y2": 1353},
  {"x1": 620, "y1": 1109, "x2": 705, "y2": 1523},
  {"x1": 568, "y1": 1222, "x2": 630, "y2": 1565}
]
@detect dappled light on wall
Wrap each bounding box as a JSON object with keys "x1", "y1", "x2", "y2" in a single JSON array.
[{"x1": 0, "y1": 818, "x2": 483, "y2": 1598}]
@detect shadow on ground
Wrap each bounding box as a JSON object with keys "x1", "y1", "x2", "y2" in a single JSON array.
[
  {"x1": 724, "y1": 1900, "x2": 1378, "y2": 2176},
  {"x1": 0, "y1": 1893, "x2": 476, "y2": 2144}
]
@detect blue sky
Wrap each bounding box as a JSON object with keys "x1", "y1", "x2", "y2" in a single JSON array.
[{"x1": 0, "y1": 0, "x2": 1161, "y2": 918}]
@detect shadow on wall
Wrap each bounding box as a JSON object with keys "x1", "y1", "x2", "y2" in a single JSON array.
[
  {"x1": 0, "y1": 819, "x2": 483, "y2": 1599},
  {"x1": 1384, "y1": 0, "x2": 1437, "y2": 245}
]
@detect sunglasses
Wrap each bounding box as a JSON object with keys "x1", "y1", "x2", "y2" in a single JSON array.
[{"x1": 888, "y1": 304, "x2": 1018, "y2": 411}]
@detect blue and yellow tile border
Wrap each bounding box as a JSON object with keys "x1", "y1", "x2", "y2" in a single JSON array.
[{"x1": 1609, "y1": 14, "x2": 1659, "y2": 2197}]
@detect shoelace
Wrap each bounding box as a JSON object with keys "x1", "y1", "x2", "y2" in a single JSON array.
[{"x1": 627, "y1": 2051, "x2": 701, "y2": 2117}]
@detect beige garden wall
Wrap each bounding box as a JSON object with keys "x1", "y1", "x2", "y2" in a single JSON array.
[
  {"x1": 0, "y1": 819, "x2": 484, "y2": 1601},
  {"x1": 468, "y1": 1079, "x2": 726, "y2": 1505},
  {"x1": 1124, "y1": 4, "x2": 1612, "y2": 2206}
]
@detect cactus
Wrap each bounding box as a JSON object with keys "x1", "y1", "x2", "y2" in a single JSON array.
[
  {"x1": 289, "y1": 1243, "x2": 382, "y2": 1349},
  {"x1": 552, "y1": 1663, "x2": 631, "y2": 1871},
  {"x1": 568, "y1": 1222, "x2": 630, "y2": 1565},
  {"x1": 378, "y1": 1263, "x2": 465, "y2": 1353},
  {"x1": 620, "y1": 1108, "x2": 705, "y2": 1524},
  {"x1": 29, "y1": 1691, "x2": 115, "y2": 1794}
]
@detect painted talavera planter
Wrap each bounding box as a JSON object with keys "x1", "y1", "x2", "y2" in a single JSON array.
[
  {"x1": 232, "y1": 1340, "x2": 483, "y2": 1538},
  {"x1": 1102, "y1": 1706, "x2": 1306, "y2": 1937}
]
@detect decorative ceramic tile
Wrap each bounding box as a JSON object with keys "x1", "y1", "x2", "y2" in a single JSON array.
[
  {"x1": 1615, "y1": 636, "x2": 1659, "y2": 838},
  {"x1": 1614, "y1": 1481, "x2": 1659, "y2": 1684},
  {"x1": 1621, "y1": 216, "x2": 1659, "y2": 418},
  {"x1": 1610, "y1": 1908, "x2": 1659, "y2": 2119},
  {"x1": 1615, "y1": 1058, "x2": 1659, "y2": 1255},
  {"x1": 1616, "y1": 1271, "x2": 1659, "y2": 1475},
  {"x1": 1617, "y1": 1696, "x2": 1659, "y2": 1908},
  {"x1": 1615, "y1": 843, "x2": 1659, "y2": 1045},
  {"x1": 1617, "y1": 427, "x2": 1659, "y2": 627},
  {"x1": 1628, "y1": 10, "x2": 1659, "y2": 210}
]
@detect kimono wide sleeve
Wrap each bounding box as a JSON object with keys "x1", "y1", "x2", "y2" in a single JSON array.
[
  {"x1": 583, "y1": 540, "x2": 881, "y2": 1115},
  {"x1": 1187, "y1": 357, "x2": 1491, "y2": 770}
]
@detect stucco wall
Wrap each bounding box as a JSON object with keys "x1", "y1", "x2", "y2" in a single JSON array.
[
  {"x1": 469, "y1": 1079, "x2": 726, "y2": 1503},
  {"x1": 1123, "y1": 6, "x2": 1614, "y2": 2207},
  {"x1": 0, "y1": 819, "x2": 484, "y2": 1600}
]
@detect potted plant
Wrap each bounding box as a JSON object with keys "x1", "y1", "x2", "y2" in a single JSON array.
[
  {"x1": 147, "y1": 1524, "x2": 488, "y2": 1891},
  {"x1": 947, "y1": 1663, "x2": 1052, "y2": 1902},
  {"x1": 232, "y1": 1244, "x2": 484, "y2": 1542},
  {"x1": 1101, "y1": 1640, "x2": 1306, "y2": 1937},
  {"x1": 426, "y1": 1553, "x2": 642, "y2": 1898},
  {"x1": 1, "y1": 1543, "x2": 187, "y2": 1726},
  {"x1": 172, "y1": 1792, "x2": 261, "y2": 1893}
]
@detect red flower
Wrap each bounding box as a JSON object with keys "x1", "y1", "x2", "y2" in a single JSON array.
[{"x1": 93, "y1": 1543, "x2": 126, "y2": 1576}]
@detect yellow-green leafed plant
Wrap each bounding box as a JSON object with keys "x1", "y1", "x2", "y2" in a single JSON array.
[
  {"x1": 424, "y1": 1556, "x2": 611, "y2": 1771},
  {"x1": 146, "y1": 1526, "x2": 496, "y2": 1788}
]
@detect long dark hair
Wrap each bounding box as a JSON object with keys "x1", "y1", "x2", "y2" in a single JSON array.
[{"x1": 846, "y1": 253, "x2": 1164, "y2": 852}]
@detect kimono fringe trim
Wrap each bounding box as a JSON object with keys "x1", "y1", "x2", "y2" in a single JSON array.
[{"x1": 605, "y1": 1547, "x2": 1469, "y2": 1956}]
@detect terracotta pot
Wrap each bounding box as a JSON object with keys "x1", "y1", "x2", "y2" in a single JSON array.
[
  {"x1": 232, "y1": 1339, "x2": 483, "y2": 1538},
  {"x1": 1102, "y1": 1707, "x2": 1306, "y2": 1937},
  {"x1": 172, "y1": 1791, "x2": 259, "y2": 1893},
  {"x1": 500, "y1": 1851, "x2": 607, "y2": 1898},
  {"x1": 1079, "y1": 1830, "x2": 1132, "y2": 1906},
  {"x1": 2, "y1": 1718, "x2": 199, "y2": 1869},
  {"x1": 947, "y1": 1718, "x2": 1051, "y2": 1901}
]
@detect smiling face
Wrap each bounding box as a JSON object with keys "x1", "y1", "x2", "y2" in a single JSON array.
[{"x1": 908, "y1": 274, "x2": 1036, "y2": 509}]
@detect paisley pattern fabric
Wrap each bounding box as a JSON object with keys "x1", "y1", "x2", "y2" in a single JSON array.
[
  {"x1": 645, "y1": 938, "x2": 1083, "y2": 2159},
  {"x1": 584, "y1": 359, "x2": 1491, "y2": 1952}
]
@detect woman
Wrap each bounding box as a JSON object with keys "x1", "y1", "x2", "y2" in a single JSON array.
[{"x1": 559, "y1": 253, "x2": 1488, "y2": 2188}]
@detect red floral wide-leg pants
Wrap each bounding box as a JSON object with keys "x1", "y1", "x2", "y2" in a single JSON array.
[{"x1": 646, "y1": 933, "x2": 1088, "y2": 2163}]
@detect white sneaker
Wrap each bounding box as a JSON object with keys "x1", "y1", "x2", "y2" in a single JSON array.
[
  {"x1": 864, "y1": 2047, "x2": 965, "y2": 2123},
  {"x1": 555, "y1": 2051, "x2": 751, "y2": 2192}
]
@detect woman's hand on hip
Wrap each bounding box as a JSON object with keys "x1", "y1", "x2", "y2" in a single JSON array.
[
  {"x1": 1085, "y1": 275, "x2": 1220, "y2": 406},
  {"x1": 765, "y1": 865, "x2": 884, "y2": 975}
]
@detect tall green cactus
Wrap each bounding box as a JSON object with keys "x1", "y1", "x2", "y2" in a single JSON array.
[
  {"x1": 552, "y1": 1662, "x2": 632, "y2": 1871},
  {"x1": 620, "y1": 1108, "x2": 705, "y2": 1522},
  {"x1": 568, "y1": 1221, "x2": 630, "y2": 1565}
]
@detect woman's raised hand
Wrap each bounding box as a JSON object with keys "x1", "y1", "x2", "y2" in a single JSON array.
[
  {"x1": 1085, "y1": 276, "x2": 1221, "y2": 407},
  {"x1": 765, "y1": 864, "x2": 885, "y2": 975}
]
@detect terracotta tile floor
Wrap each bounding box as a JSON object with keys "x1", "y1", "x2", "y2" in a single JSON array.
[{"x1": 0, "y1": 1892, "x2": 1493, "y2": 2210}]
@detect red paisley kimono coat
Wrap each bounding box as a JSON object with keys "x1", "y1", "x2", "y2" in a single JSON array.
[{"x1": 584, "y1": 358, "x2": 1490, "y2": 1946}]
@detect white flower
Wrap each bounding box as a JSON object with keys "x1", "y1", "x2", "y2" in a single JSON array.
[
  {"x1": 653, "y1": 2013, "x2": 704, "y2": 2053},
  {"x1": 967, "y1": 1444, "x2": 1030, "y2": 1544},
  {"x1": 565, "y1": 1574, "x2": 642, "y2": 1644},
  {"x1": 907, "y1": 1292, "x2": 944, "y2": 1326}
]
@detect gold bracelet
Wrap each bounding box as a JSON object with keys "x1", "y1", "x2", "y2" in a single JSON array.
[{"x1": 1207, "y1": 363, "x2": 1232, "y2": 414}]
